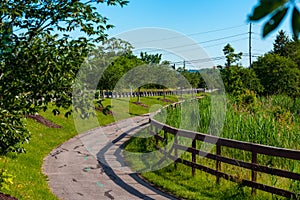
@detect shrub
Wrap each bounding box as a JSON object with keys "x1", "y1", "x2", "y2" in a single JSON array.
[
  {"x1": 236, "y1": 89, "x2": 258, "y2": 113},
  {"x1": 0, "y1": 108, "x2": 30, "y2": 154}
]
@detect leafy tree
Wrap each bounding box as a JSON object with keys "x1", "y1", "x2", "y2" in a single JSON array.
[
  {"x1": 223, "y1": 44, "x2": 243, "y2": 67},
  {"x1": 161, "y1": 60, "x2": 171, "y2": 66},
  {"x1": 239, "y1": 67, "x2": 264, "y2": 94},
  {"x1": 220, "y1": 66, "x2": 264, "y2": 97},
  {"x1": 177, "y1": 68, "x2": 205, "y2": 88},
  {"x1": 140, "y1": 52, "x2": 162, "y2": 64},
  {"x1": 249, "y1": 0, "x2": 300, "y2": 38},
  {"x1": 286, "y1": 38, "x2": 300, "y2": 67},
  {"x1": 271, "y1": 30, "x2": 300, "y2": 67},
  {"x1": 253, "y1": 53, "x2": 300, "y2": 98},
  {"x1": 272, "y1": 30, "x2": 291, "y2": 56},
  {"x1": 83, "y1": 37, "x2": 133, "y2": 91},
  {"x1": 0, "y1": 0, "x2": 128, "y2": 153},
  {"x1": 156, "y1": 65, "x2": 179, "y2": 99},
  {"x1": 98, "y1": 54, "x2": 144, "y2": 91},
  {"x1": 137, "y1": 52, "x2": 180, "y2": 101},
  {"x1": 221, "y1": 66, "x2": 244, "y2": 96}
]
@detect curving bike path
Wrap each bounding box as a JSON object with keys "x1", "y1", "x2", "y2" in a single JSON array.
[{"x1": 43, "y1": 114, "x2": 177, "y2": 200}]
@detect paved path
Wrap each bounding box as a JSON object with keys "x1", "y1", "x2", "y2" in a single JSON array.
[{"x1": 43, "y1": 114, "x2": 177, "y2": 200}]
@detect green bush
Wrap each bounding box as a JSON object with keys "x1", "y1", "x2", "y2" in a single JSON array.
[
  {"x1": 220, "y1": 66, "x2": 264, "y2": 96},
  {"x1": 0, "y1": 108, "x2": 30, "y2": 154},
  {"x1": 235, "y1": 89, "x2": 258, "y2": 113}
]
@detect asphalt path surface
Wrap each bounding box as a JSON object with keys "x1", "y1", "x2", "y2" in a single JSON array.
[{"x1": 43, "y1": 114, "x2": 178, "y2": 200}]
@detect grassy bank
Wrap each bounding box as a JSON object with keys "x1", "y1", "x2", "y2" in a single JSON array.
[
  {"x1": 0, "y1": 96, "x2": 178, "y2": 200},
  {"x1": 124, "y1": 95, "x2": 300, "y2": 199}
]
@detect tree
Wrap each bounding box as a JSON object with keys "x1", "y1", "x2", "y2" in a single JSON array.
[
  {"x1": 98, "y1": 54, "x2": 144, "y2": 91},
  {"x1": 271, "y1": 30, "x2": 300, "y2": 67},
  {"x1": 177, "y1": 68, "x2": 205, "y2": 88},
  {"x1": 286, "y1": 38, "x2": 300, "y2": 67},
  {"x1": 249, "y1": 0, "x2": 300, "y2": 38},
  {"x1": 221, "y1": 66, "x2": 244, "y2": 96},
  {"x1": 83, "y1": 37, "x2": 133, "y2": 91},
  {"x1": 253, "y1": 53, "x2": 300, "y2": 98},
  {"x1": 272, "y1": 30, "x2": 291, "y2": 56},
  {"x1": 135, "y1": 52, "x2": 159, "y2": 101},
  {"x1": 220, "y1": 65, "x2": 264, "y2": 97},
  {"x1": 156, "y1": 64, "x2": 178, "y2": 99},
  {"x1": 140, "y1": 52, "x2": 162, "y2": 64},
  {"x1": 0, "y1": 0, "x2": 128, "y2": 154},
  {"x1": 239, "y1": 67, "x2": 264, "y2": 94},
  {"x1": 223, "y1": 44, "x2": 243, "y2": 67}
]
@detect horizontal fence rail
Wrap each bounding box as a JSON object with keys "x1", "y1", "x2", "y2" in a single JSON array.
[
  {"x1": 98, "y1": 88, "x2": 216, "y2": 98},
  {"x1": 149, "y1": 102, "x2": 300, "y2": 199}
]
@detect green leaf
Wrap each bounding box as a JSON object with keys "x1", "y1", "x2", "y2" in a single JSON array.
[
  {"x1": 106, "y1": 24, "x2": 114, "y2": 29},
  {"x1": 249, "y1": 0, "x2": 287, "y2": 21},
  {"x1": 64, "y1": 111, "x2": 72, "y2": 118},
  {"x1": 292, "y1": 7, "x2": 300, "y2": 39},
  {"x1": 263, "y1": 7, "x2": 288, "y2": 37},
  {"x1": 52, "y1": 109, "x2": 60, "y2": 116}
]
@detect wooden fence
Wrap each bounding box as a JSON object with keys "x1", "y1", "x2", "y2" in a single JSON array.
[
  {"x1": 149, "y1": 104, "x2": 300, "y2": 199},
  {"x1": 100, "y1": 88, "x2": 209, "y2": 98}
]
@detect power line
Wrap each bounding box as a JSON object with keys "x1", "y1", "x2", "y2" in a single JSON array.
[
  {"x1": 203, "y1": 37, "x2": 249, "y2": 48},
  {"x1": 134, "y1": 35, "x2": 253, "y2": 65},
  {"x1": 143, "y1": 33, "x2": 248, "y2": 53},
  {"x1": 132, "y1": 24, "x2": 247, "y2": 45},
  {"x1": 252, "y1": 48, "x2": 267, "y2": 53},
  {"x1": 171, "y1": 56, "x2": 225, "y2": 65},
  {"x1": 140, "y1": 37, "x2": 249, "y2": 57},
  {"x1": 170, "y1": 52, "x2": 262, "y2": 66},
  {"x1": 252, "y1": 32, "x2": 261, "y2": 36}
]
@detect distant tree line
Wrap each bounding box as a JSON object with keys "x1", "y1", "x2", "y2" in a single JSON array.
[{"x1": 219, "y1": 30, "x2": 300, "y2": 104}]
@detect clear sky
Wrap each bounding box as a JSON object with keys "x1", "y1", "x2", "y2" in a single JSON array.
[{"x1": 98, "y1": 0, "x2": 294, "y2": 69}]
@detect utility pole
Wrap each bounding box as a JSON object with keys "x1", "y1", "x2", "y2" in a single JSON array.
[{"x1": 249, "y1": 23, "x2": 252, "y2": 68}]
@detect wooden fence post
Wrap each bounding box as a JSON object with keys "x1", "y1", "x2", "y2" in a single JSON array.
[
  {"x1": 174, "y1": 135, "x2": 178, "y2": 169},
  {"x1": 149, "y1": 122, "x2": 152, "y2": 140},
  {"x1": 155, "y1": 126, "x2": 159, "y2": 150},
  {"x1": 216, "y1": 143, "x2": 221, "y2": 184},
  {"x1": 163, "y1": 130, "x2": 167, "y2": 160},
  {"x1": 164, "y1": 130, "x2": 167, "y2": 144},
  {"x1": 252, "y1": 152, "x2": 257, "y2": 195},
  {"x1": 192, "y1": 139, "x2": 196, "y2": 176}
]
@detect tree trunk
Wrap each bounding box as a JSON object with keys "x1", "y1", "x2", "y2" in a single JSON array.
[{"x1": 137, "y1": 87, "x2": 141, "y2": 102}]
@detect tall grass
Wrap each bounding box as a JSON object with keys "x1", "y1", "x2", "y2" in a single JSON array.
[
  {"x1": 156, "y1": 95, "x2": 300, "y2": 171},
  {"x1": 158, "y1": 95, "x2": 300, "y2": 150},
  {"x1": 125, "y1": 94, "x2": 300, "y2": 199}
]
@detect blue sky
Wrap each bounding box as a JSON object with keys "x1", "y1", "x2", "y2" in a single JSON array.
[{"x1": 98, "y1": 0, "x2": 293, "y2": 68}]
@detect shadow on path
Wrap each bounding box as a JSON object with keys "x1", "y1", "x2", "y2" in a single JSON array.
[{"x1": 97, "y1": 122, "x2": 178, "y2": 200}]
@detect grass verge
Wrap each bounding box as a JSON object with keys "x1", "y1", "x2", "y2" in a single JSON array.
[
  {"x1": 124, "y1": 95, "x2": 300, "y2": 200},
  {"x1": 0, "y1": 96, "x2": 178, "y2": 200},
  {"x1": 124, "y1": 128, "x2": 284, "y2": 200}
]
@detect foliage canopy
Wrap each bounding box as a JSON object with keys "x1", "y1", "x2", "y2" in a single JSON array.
[{"x1": 0, "y1": 0, "x2": 128, "y2": 153}]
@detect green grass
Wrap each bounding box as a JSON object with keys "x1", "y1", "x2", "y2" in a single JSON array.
[
  {"x1": 124, "y1": 128, "x2": 271, "y2": 200},
  {"x1": 0, "y1": 95, "x2": 178, "y2": 200},
  {"x1": 124, "y1": 94, "x2": 300, "y2": 200},
  {"x1": 160, "y1": 95, "x2": 300, "y2": 151},
  {"x1": 141, "y1": 166, "x2": 270, "y2": 200}
]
